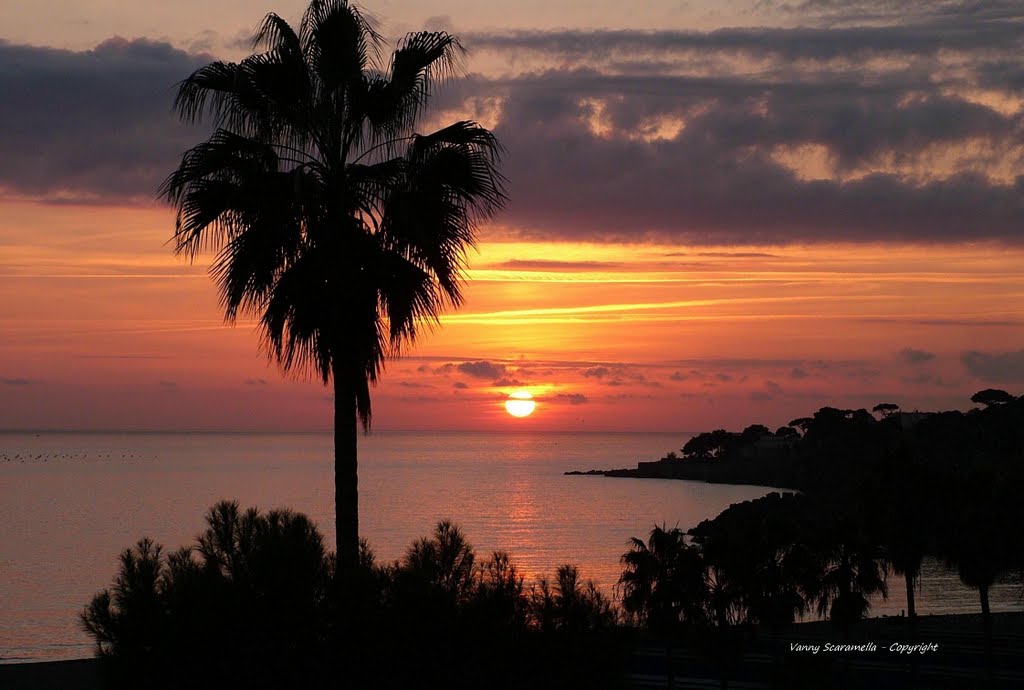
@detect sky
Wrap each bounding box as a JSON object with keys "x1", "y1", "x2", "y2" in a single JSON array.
[{"x1": 2, "y1": 0, "x2": 1024, "y2": 432}]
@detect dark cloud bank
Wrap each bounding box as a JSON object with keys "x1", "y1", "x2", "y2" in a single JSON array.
[
  {"x1": 1, "y1": 1, "x2": 1022, "y2": 244},
  {"x1": 0, "y1": 37, "x2": 206, "y2": 202}
]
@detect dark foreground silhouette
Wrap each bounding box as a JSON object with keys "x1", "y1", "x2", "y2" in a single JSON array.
[
  {"x1": 81, "y1": 502, "x2": 626, "y2": 690},
  {"x1": 568, "y1": 390, "x2": 1024, "y2": 687},
  {"x1": 77, "y1": 494, "x2": 1024, "y2": 689}
]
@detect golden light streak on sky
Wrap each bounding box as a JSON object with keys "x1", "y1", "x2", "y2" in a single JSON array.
[{"x1": 3, "y1": 199, "x2": 1023, "y2": 431}]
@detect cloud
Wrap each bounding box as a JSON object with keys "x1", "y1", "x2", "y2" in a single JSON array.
[
  {"x1": 961, "y1": 349, "x2": 1024, "y2": 383},
  {"x1": 580, "y1": 364, "x2": 647, "y2": 385},
  {"x1": 398, "y1": 381, "x2": 434, "y2": 389},
  {"x1": 669, "y1": 371, "x2": 689, "y2": 381},
  {"x1": 423, "y1": 15, "x2": 455, "y2": 32},
  {"x1": 900, "y1": 372, "x2": 957, "y2": 388},
  {"x1": 898, "y1": 347, "x2": 937, "y2": 365},
  {"x1": 552, "y1": 393, "x2": 588, "y2": 405},
  {"x1": 158, "y1": 380, "x2": 177, "y2": 389},
  {"x1": 487, "y1": 259, "x2": 625, "y2": 270},
  {"x1": 0, "y1": 37, "x2": 209, "y2": 201},
  {"x1": 455, "y1": 360, "x2": 508, "y2": 379},
  {"x1": 790, "y1": 367, "x2": 810, "y2": 379},
  {"x1": 467, "y1": 2, "x2": 1024, "y2": 64},
  {"x1": 431, "y1": 360, "x2": 509, "y2": 379},
  {"x1": 452, "y1": 381, "x2": 469, "y2": 389},
  {"x1": 694, "y1": 252, "x2": 779, "y2": 258},
  {"x1": 4, "y1": 4, "x2": 1024, "y2": 246},
  {"x1": 762, "y1": 0, "x2": 1022, "y2": 27},
  {"x1": 448, "y1": 7, "x2": 1024, "y2": 245},
  {"x1": 475, "y1": 69, "x2": 1024, "y2": 244},
  {"x1": 1, "y1": 377, "x2": 34, "y2": 386},
  {"x1": 749, "y1": 379, "x2": 784, "y2": 401},
  {"x1": 244, "y1": 378, "x2": 268, "y2": 386},
  {"x1": 860, "y1": 317, "x2": 1024, "y2": 327},
  {"x1": 493, "y1": 377, "x2": 525, "y2": 387}
]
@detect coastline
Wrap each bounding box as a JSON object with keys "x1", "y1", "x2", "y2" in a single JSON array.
[{"x1": 564, "y1": 456, "x2": 797, "y2": 490}]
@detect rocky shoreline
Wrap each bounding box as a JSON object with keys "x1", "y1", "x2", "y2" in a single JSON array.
[{"x1": 565, "y1": 455, "x2": 794, "y2": 489}]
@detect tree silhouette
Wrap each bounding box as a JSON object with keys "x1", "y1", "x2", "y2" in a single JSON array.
[
  {"x1": 940, "y1": 470, "x2": 1016, "y2": 681},
  {"x1": 787, "y1": 417, "x2": 814, "y2": 435},
  {"x1": 970, "y1": 388, "x2": 1016, "y2": 407},
  {"x1": 81, "y1": 501, "x2": 334, "y2": 689},
  {"x1": 620, "y1": 526, "x2": 705, "y2": 689},
  {"x1": 774, "y1": 426, "x2": 799, "y2": 439},
  {"x1": 160, "y1": 0, "x2": 507, "y2": 576},
  {"x1": 740, "y1": 424, "x2": 771, "y2": 442},
  {"x1": 869, "y1": 449, "x2": 932, "y2": 628},
  {"x1": 805, "y1": 515, "x2": 887, "y2": 637},
  {"x1": 398, "y1": 519, "x2": 477, "y2": 609},
  {"x1": 529, "y1": 564, "x2": 616, "y2": 634},
  {"x1": 690, "y1": 493, "x2": 811, "y2": 630},
  {"x1": 81, "y1": 538, "x2": 165, "y2": 660}
]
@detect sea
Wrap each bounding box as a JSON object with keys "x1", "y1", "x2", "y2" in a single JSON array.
[{"x1": 0, "y1": 430, "x2": 1019, "y2": 663}]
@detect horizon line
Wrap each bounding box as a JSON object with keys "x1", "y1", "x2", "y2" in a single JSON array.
[{"x1": 0, "y1": 427, "x2": 698, "y2": 435}]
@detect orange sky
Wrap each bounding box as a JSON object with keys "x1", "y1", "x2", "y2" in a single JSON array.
[
  {"x1": 3, "y1": 198, "x2": 1023, "y2": 431},
  {"x1": 2, "y1": 1, "x2": 1023, "y2": 431}
]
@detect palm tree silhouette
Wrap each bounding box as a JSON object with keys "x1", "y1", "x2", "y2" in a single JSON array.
[
  {"x1": 807, "y1": 518, "x2": 887, "y2": 637},
  {"x1": 941, "y1": 469, "x2": 1013, "y2": 682},
  {"x1": 874, "y1": 451, "x2": 931, "y2": 629},
  {"x1": 160, "y1": 0, "x2": 507, "y2": 577},
  {"x1": 620, "y1": 526, "x2": 705, "y2": 689}
]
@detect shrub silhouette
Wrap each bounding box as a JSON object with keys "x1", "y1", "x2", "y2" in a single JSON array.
[
  {"x1": 82, "y1": 501, "x2": 331, "y2": 689},
  {"x1": 83, "y1": 507, "x2": 626, "y2": 690},
  {"x1": 81, "y1": 538, "x2": 166, "y2": 661}
]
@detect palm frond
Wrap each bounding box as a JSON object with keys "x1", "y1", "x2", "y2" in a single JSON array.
[
  {"x1": 252, "y1": 12, "x2": 301, "y2": 54},
  {"x1": 302, "y1": 0, "x2": 382, "y2": 107},
  {"x1": 367, "y1": 31, "x2": 464, "y2": 143},
  {"x1": 375, "y1": 250, "x2": 441, "y2": 351}
]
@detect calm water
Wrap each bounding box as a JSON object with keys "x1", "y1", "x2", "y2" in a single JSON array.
[{"x1": 0, "y1": 431, "x2": 1018, "y2": 662}]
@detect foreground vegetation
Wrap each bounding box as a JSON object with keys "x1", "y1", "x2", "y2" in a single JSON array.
[
  {"x1": 656, "y1": 390, "x2": 1024, "y2": 634},
  {"x1": 82, "y1": 503, "x2": 624, "y2": 690},
  {"x1": 581, "y1": 389, "x2": 1024, "y2": 685}
]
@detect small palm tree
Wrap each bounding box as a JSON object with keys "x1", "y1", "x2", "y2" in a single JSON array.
[
  {"x1": 161, "y1": 0, "x2": 507, "y2": 578},
  {"x1": 808, "y1": 527, "x2": 888, "y2": 636},
  {"x1": 620, "y1": 526, "x2": 705, "y2": 689},
  {"x1": 941, "y1": 470, "x2": 1013, "y2": 681}
]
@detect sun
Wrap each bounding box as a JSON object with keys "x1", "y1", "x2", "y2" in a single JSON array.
[{"x1": 504, "y1": 390, "x2": 536, "y2": 418}]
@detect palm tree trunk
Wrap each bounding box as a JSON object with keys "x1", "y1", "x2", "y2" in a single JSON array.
[
  {"x1": 980, "y1": 584, "x2": 993, "y2": 684},
  {"x1": 664, "y1": 639, "x2": 674, "y2": 690},
  {"x1": 904, "y1": 572, "x2": 916, "y2": 623},
  {"x1": 334, "y1": 363, "x2": 359, "y2": 579},
  {"x1": 906, "y1": 573, "x2": 919, "y2": 690}
]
